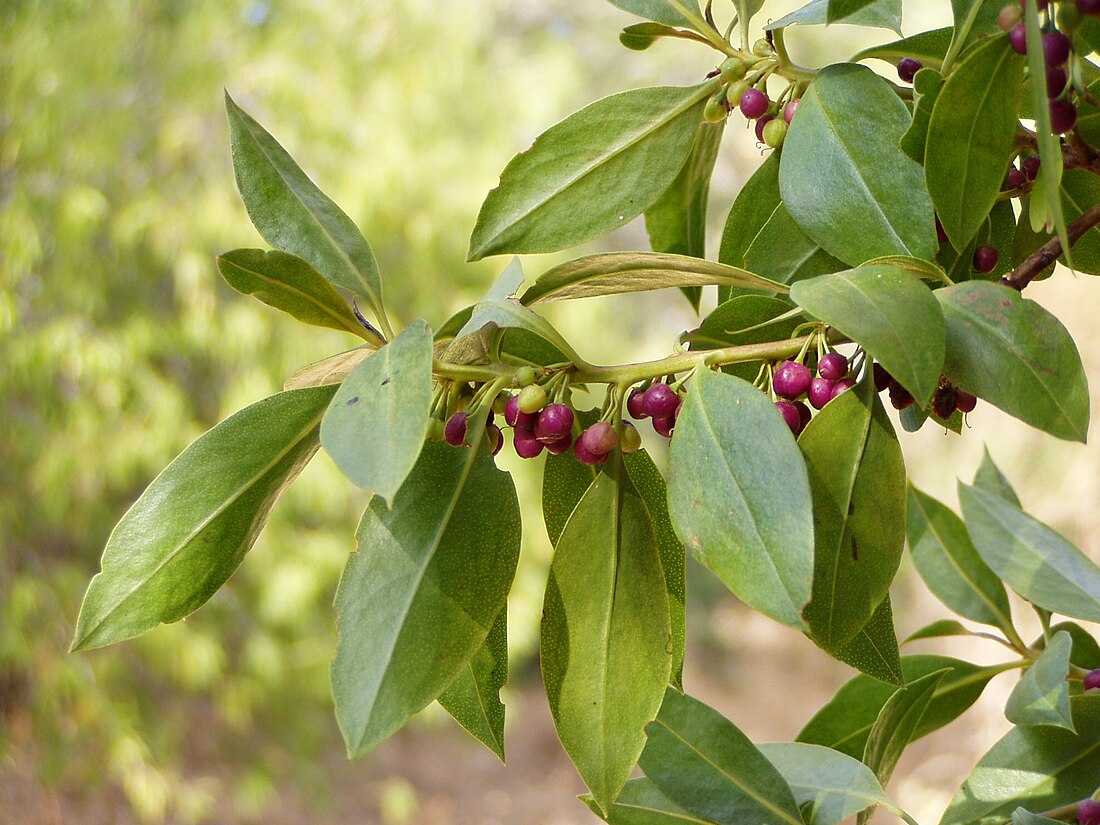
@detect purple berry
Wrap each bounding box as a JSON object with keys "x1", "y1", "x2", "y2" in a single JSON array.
[
  {"x1": 1079, "y1": 798, "x2": 1100, "y2": 825},
  {"x1": 573, "y1": 439, "x2": 607, "y2": 465},
  {"x1": 818, "y1": 352, "x2": 849, "y2": 381},
  {"x1": 755, "y1": 114, "x2": 774, "y2": 143},
  {"x1": 653, "y1": 415, "x2": 675, "y2": 438},
  {"x1": 1009, "y1": 24, "x2": 1028, "y2": 55},
  {"x1": 514, "y1": 428, "x2": 544, "y2": 459},
  {"x1": 1051, "y1": 99, "x2": 1078, "y2": 134},
  {"x1": 831, "y1": 378, "x2": 855, "y2": 400},
  {"x1": 1085, "y1": 669, "x2": 1100, "y2": 691},
  {"x1": 776, "y1": 400, "x2": 801, "y2": 434},
  {"x1": 773, "y1": 360, "x2": 812, "y2": 399},
  {"x1": 898, "y1": 57, "x2": 922, "y2": 83},
  {"x1": 973, "y1": 245, "x2": 1000, "y2": 273},
  {"x1": 1079, "y1": 0, "x2": 1100, "y2": 14},
  {"x1": 1006, "y1": 166, "x2": 1027, "y2": 190},
  {"x1": 578, "y1": 421, "x2": 618, "y2": 456},
  {"x1": 1043, "y1": 30, "x2": 1071, "y2": 66},
  {"x1": 955, "y1": 389, "x2": 978, "y2": 413},
  {"x1": 795, "y1": 401, "x2": 812, "y2": 432},
  {"x1": 808, "y1": 377, "x2": 836, "y2": 410},
  {"x1": 1046, "y1": 65, "x2": 1068, "y2": 98},
  {"x1": 933, "y1": 386, "x2": 959, "y2": 419},
  {"x1": 1023, "y1": 155, "x2": 1041, "y2": 180},
  {"x1": 889, "y1": 383, "x2": 914, "y2": 410},
  {"x1": 544, "y1": 433, "x2": 572, "y2": 455},
  {"x1": 936, "y1": 217, "x2": 949, "y2": 244},
  {"x1": 627, "y1": 387, "x2": 649, "y2": 420},
  {"x1": 534, "y1": 403, "x2": 574, "y2": 443},
  {"x1": 740, "y1": 88, "x2": 769, "y2": 119},
  {"x1": 505, "y1": 395, "x2": 537, "y2": 430},
  {"x1": 643, "y1": 383, "x2": 680, "y2": 418},
  {"x1": 873, "y1": 363, "x2": 892, "y2": 392},
  {"x1": 783, "y1": 99, "x2": 799, "y2": 123},
  {"x1": 445, "y1": 412, "x2": 469, "y2": 447}
]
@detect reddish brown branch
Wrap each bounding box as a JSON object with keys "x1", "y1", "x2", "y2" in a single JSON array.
[{"x1": 1000, "y1": 202, "x2": 1100, "y2": 290}]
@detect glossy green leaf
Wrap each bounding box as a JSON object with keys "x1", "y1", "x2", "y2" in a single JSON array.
[
  {"x1": 907, "y1": 485, "x2": 1014, "y2": 630},
  {"x1": 959, "y1": 482, "x2": 1100, "y2": 624},
  {"x1": 619, "y1": 22, "x2": 709, "y2": 51},
  {"x1": 438, "y1": 609, "x2": 508, "y2": 761},
  {"x1": 468, "y1": 84, "x2": 714, "y2": 260},
  {"x1": 624, "y1": 450, "x2": 687, "y2": 689},
  {"x1": 973, "y1": 447, "x2": 1021, "y2": 507},
  {"x1": 667, "y1": 368, "x2": 814, "y2": 629},
  {"x1": 831, "y1": 597, "x2": 904, "y2": 686},
  {"x1": 780, "y1": 65, "x2": 936, "y2": 266},
  {"x1": 925, "y1": 38, "x2": 1024, "y2": 250},
  {"x1": 580, "y1": 778, "x2": 703, "y2": 824},
  {"x1": 1057, "y1": 170, "x2": 1100, "y2": 275},
  {"x1": 766, "y1": 0, "x2": 902, "y2": 33},
  {"x1": 217, "y1": 248, "x2": 378, "y2": 341},
  {"x1": 798, "y1": 655, "x2": 1011, "y2": 758},
  {"x1": 521, "y1": 252, "x2": 785, "y2": 306},
  {"x1": 1005, "y1": 631, "x2": 1074, "y2": 731},
  {"x1": 72, "y1": 385, "x2": 337, "y2": 651},
  {"x1": 905, "y1": 619, "x2": 973, "y2": 643},
  {"x1": 640, "y1": 689, "x2": 804, "y2": 825},
  {"x1": 320, "y1": 320, "x2": 433, "y2": 505},
  {"x1": 607, "y1": 0, "x2": 708, "y2": 30},
  {"x1": 1049, "y1": 622, "x2": 1100, "y2": 670},
  {"x1": 331, "y1": 439, "x2": 521, "y2": 757},
  {"x1": 542, "y1": 429, "x2": 600, "y2": 548},
  {"x1": 719, "y1": 154, "x2": 780, "y2": 272},
  {"x1": 742, "y1": 204, "x2": 846, "y2": 290},
  {"x1": 939, "y1": 695, "x2": 1100, "y2": 825},
  {"x1": 800, "y1": 380, "x2": 906, "y2": 652},
  {"x1": 852, "y1": 28, "x2": 952, "y2": 66},
  {"x1": 542, "y1": 471, "x2": 671, "y2": 812},
  {"x1": 900, "y1": 68, "x2": 944, "y2": 164},
  {"x1": 447, "y1": 298, "x2": 586, "y2": 367},
  {"x1": 790, "y1": 264, "x2": 945, "y2": 403},
  {"x1": 863, "y1": 669, "x2": 948, "y2": 786},
  {"x1": 224, "y1": 94, "x2": 385, "y2": 322},
  {"x1": 937, "y1": 281, "x2": 1090, "y2": 442},
  {"x1": 684, "y1": 296, "x2": 803, "y2": 382},
  {"x1": 758, "y1": 742, "x2": 904, "y2": 825}
]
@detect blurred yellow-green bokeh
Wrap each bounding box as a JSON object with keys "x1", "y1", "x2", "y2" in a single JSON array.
[{"x1": 3, "y1": 1, "x2": 1099, "y2": 823}]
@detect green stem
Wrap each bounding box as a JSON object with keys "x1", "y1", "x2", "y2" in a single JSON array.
[{"x1": 771, "y1": 28, "x2": 817, "y2": 83}]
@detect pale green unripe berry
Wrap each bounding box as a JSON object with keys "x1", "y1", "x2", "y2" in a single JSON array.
[
  {"x1": 620, "y1": 422, "x2": 642, "y2": 454},
  {"x1": 428, "y1": 418, "x2": 446, "y2": 441},
  {"x1": 752, "y1": 38, "x2": 773, "y2": 57},
  {"x1": 726, "y1": 80, "x2": 750, "y2": 108},
  {"x1": 719, "y1": 57, "x2": 746, "y2": 83},
  {"x1": 517, "y1": 384, "x2": 548, "y2": 414},
  {"x1": 763, "y1": 118, "x2": 788, "y2": 148},
  {"x1": 704, "y1": 94, "x2": 728, "y2": 123},
  {"x1": 514, "y1": 366, "x2": 536, "y2": 387}
]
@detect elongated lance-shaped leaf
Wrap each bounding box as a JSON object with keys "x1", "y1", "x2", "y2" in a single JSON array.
[
  {"x1": 468, "y1": 83, "x2": 714, "y2": 261},
  {"x1": 742, "y1": 202, "x2": 846, "y2": 294},
  {"x1": 580, "y1": 778, "x2": 701, "y2": 824},
  {"x1": 901, "y1": 68, "x2": 944, "y2": 164},
  {"x1": 904, "y1": 619, "x2": 973, "y2": 643},
  {"x1": 224, "y1": 93, "x2": 385, "y2": 324},
  {"x1": 332, "y1": 439, "x2": 521, "y2": 757},
  {"x1": 72, "y1": 385, "x2": 337, "y2": 651},
  {"x1": 542, "y1": 469, "x2": 671, "y2": 813},
  {"x1": 907, "y1": 485, "x2": 1015, "y2": 631},
  {"x1": 939, "y1": 695, "x2": 1100, "y2": 825},
  {"x1": 1005, "y1": 630, "x2": 1074, "y2": 731},
  {"x1": 831, "y1": 597, "x2": 904, "y2": 686},
  {"x1": 217, "y1": 248, "x2": 380, "y2": 342},
  {"x1": 925, "y1": 38, "x2": 1024, "y2": 250},
  {"x1": 973, "y1": 446, "x2": 1021, "y2": 508},
  {"x1": 607, "y1": 0, "x2": 709, "y2": 30},
  {"x1": 852, "y1": 27, "x2": 953, "y2": 66},
  {"x1": 438, "y1": 608, "x2": 508, "y2": 761},
  {"x1": 521, "y1": 252, "x2": 786, "y2": 305},
  {"x1": 284, "y1": 346, "x2": 375, "y2": 390},
  {"x1": 667, "y1": 367, "x2": 814, "y2": 630},
  {"x1": 446, "y1": 298, "x2": 587, "y2": 367},
  {"x1": 766, "y1": 0, "x2": 902, "y2": 32},
  {"x1": 862, "y1": 669, "x2": 948, "y2": 790},
  {"x1": 959, "y1": 482, "x2": 1100, "y2": 624},
  {"x1": 320, "y1": 320, "x2": 433, "y2": 506},
  {"x1": 640, "y1": 689, "x2": 805, "y2": 825},
  {"x1": 720, "y1": 153, "x2": 780, "y2": 273}
]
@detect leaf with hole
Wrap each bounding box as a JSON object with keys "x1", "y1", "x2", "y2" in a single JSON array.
[{"x1": 438, "y1": 609, "x2": 508, "y2": 761}]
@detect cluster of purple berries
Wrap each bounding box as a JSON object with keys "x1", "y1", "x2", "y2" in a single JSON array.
[
  {"x1": 1002, "y1": 1, "x2": 1079, "y2": 133},
  {"x1": 771, "y1": 352, "x2": 854, "y2": 436},
  {"x1": 935, "y1": 218, "x2": 1000, "y2": 273},
  {"x1": 1005, "y1": 154, "x2": 1042, "y2": 192},
  {"x1": 702, "y1": 51, "x2": 799, "y2": 149},
  {"x1": 873, "y1": 364, "x2": 978, "y2": 418},
  {"x1": 626, "y1": 381, "x2": 683, "y2": 438}
]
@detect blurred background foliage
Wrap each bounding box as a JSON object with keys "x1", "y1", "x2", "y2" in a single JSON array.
[{"x1": 2, "y1": 1, "x2": 1099, "y2": 824}]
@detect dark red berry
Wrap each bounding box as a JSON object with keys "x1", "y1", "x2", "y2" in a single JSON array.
[
  {"x1": 578, "y1": 421, "x2": 618, "y2": 456},
  {"x1": 1046, "y1": 65, "x2": 1068, "y2": 98},
  {"x1": 544, "y1": 433, "x2": 572, "y2": 455},
  {"x1": 1084, "y1": 669, "x2": 1100, "y2": 691},
  {"x1": 818, "y1": 353, "x2": 849, "y2": 381},
  {"x1": 808, "y1": 377, "x2": 836, "y2": 410},
  {"x1": 783, "y1": 99, "x2": 799, "y2": 123},
  {"x1": 1022, "y1": 156, "x2": 1041, "y2": 180},
  {"x1": 773, "y1": 360, "x2": 812, "y2": 399},
  {"x1": 627, "y1": 387, "x2": 649, "y2": 420},
  {"x1": 1009, "y1": 24, "x2": 1028, "y2": 54},
  {"x1": 936, "y1": 217, "x2": 949, "y2": 244},
  {"x1": 1043, "y1": 31, "x2": 1072, "y2": 66},
  {"x1": 933, "y1": 387, "x2": 959, "y2": 419},
  {"x1": 445, "y1": 412, "x2": 469, "y2": 447},
  {"x1": 534, "y1": 403, "x2": 574, "y2": 443},
  {"x1": 514, "y1": 428, "x2": 544, "y2": 459},
  {"x1": 643, "y1": 383, "x2": 680, "y2": 418},
  {"x1": 653, "y1": 415, "x2": 675, "y2": 438},
  {"x1": 831, "y1": 378, "x2": 855, "y2": 400},
  {"x1": 1079, "y1": 798, "x2": 1100, "y2": 825},
  {"x1": 740, "y1": 88, "x2": 769, "y2": 119},
  {"x1": 873, "y1": 363, "x2": 892, "y2": 392},
  {"x1": 1006, "y1": 166, "x2": 1027, "y2": 190},
  {"x1": 776, "y1": 400, "x2": 801, "y2": 434},
  {"x1": 795, "y1": 401, "x2": 812, "y2": 431},
  {"x1": 973, "y1": 245, "x2": 1000, "y2": 273},
  {"x1": 1050, "y1": 99, "x2": 1078, "y2": 134},
  {"x1": 487, "y1": 423, "x2": 504, "y2": 456},
  {"x1": 505, "y1": 395, "x2": 537, "y2": 430},
  {"x1": 1079, "y1": 0, "x2": 1100, "y2": 14},
  {"x1": 755, "y1": 114, "x2": 774, "y2": 143},
  {"x1": 955, "y1": 389, "x2": 978, "y2": 413},
  {"x1": 889, "y1": 383, "x2": 914, "y2": 410},
  {"x1": 898, "y1": 57, "x2": 922, "y2": 83},
  {"x1": 573, "y1": 439, "x2": 607, "y2": 465}
]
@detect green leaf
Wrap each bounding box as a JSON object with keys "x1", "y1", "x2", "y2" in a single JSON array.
[
  {"x1": 1049, "y1": 622, "x2": 1100, "y2": 670},
  {"x1": 1057, "y1": 170, "x2": 1100, "y2": 275},
  {"x1": 667, "y1": 368, "x2": 814, "y2": 630},
  {"x1": 905, "y1": 619, "x2": 973, "y2": 643},
  {"x1": 899, "y1": 68, "x2": 944, "y2": 165},
  {"x1": 973, "y1": 446, "x2": 1021, "y2": 508},
  {"x1": 925, "y1": 38, "x2": 1024, "y2": 250},
  {"x1": 800, "y1": 381, "x2": 906, "y2": 652},
  {"x1": 217, "y1": 248, "x2": 378, "y2": 341},
  {"x1": 542, "y1": 423, "x2": 600, "y2": 547},
  {"x1": 943, "y1": 0, "x2": 1010, "y2": 72},
  {"x1": 624, "y1": 450, "x2": 687, "y2": 689},
  {"x1": 640, "y1": 689, "x2": 804, "y2": 825},
  {"x1": 320, "y1": 320, "x2": 433, "y2": 506},
  {"x1": 438, "y1": 608, "x2": 508, "y2": 761},
  {"x1": 733, "y1": 0, "x2": 767, "y2": 32},
  {"x1": 937, "y1": 281, "x2": 1090, "y2": 442},
  {"x1": 719, "y1": 154, "x2": 780, "y2": 272},
  {"x1": 790, "y1": 264, "x2": 945, "y2": 403},
  {"x1": 779, "y1": 64, "x2": 936, "y2": 266},
  {"x1": 907, "y1": 485, "x2": 1014, "y2": 630},
  {"x1": 454, "y1": 257, "x2": 527, "y2": 338},
  {"x1": 758, "y1": 742, "x2": 904, "y2": 825},
  {"x1": 606, "y1": 0, "x2": 708, "y2": 30},
  {"x1": 831, "y1": 597, "x2": 904, "y2": 686},
  {"x1": 684, "y1": 296, "x2": 803, "y2": 382},
  {"x1": 620, "y1": 22, "x2": 709, "y2": 51},
  {"x1": 742, "y1": 204, "x2": 846, "y2": 290},
  {"x1": 580, "y1": 778, "x2": 704, "y2": 824},
  {"x1": 1012, "y1": 810, "x2": 1066, "y2": 825},
  {"x1": 542, "y1": 470, "x2": 671, "y2": 812},
  {"x1": 284, "y1": 345, "x2": 375, "y2": 391},
  {"x1": 71, "y1": 386, "x2": 336, "y2": 651},
  {"x1": 766, "y1": 0, "x2": 902, "y2": 33},
  {"x1": 224, "y1": 94, "x2": 385, "y2": 323},
  {"x1": 1005, "y1": 631, "x2": 1075, "y2": 731},
  {"x1": 862, "y1": 669, "x2": 948, "y2": 786},
  {"x1": 331, "y1": 439, "x2": 521, "y2": 757},
  {"x1": 645, "y1": 121, "x2": 725, "y2": 310},
  {"x1": 939, "y1": 695, "x2": 1100, "y2": 825},
  {"x1": 798, "y1": 655, "x2": 1011, "y2": 758},
  {"x1": 852, "y1": 28, "x2": 953, "y2": 66},
  {"x1": 468, "y1": 84, "x2": 714, "y2": 261},
  {"x1": 447, "y1": 298, "x2": 587, "y2": 367},
  {"x1": 959, "y1": 483, "x2": 1100, "y2": 624},
  {"x1": 520, "y1": 252, "x2": 785, "y2": 305}
]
